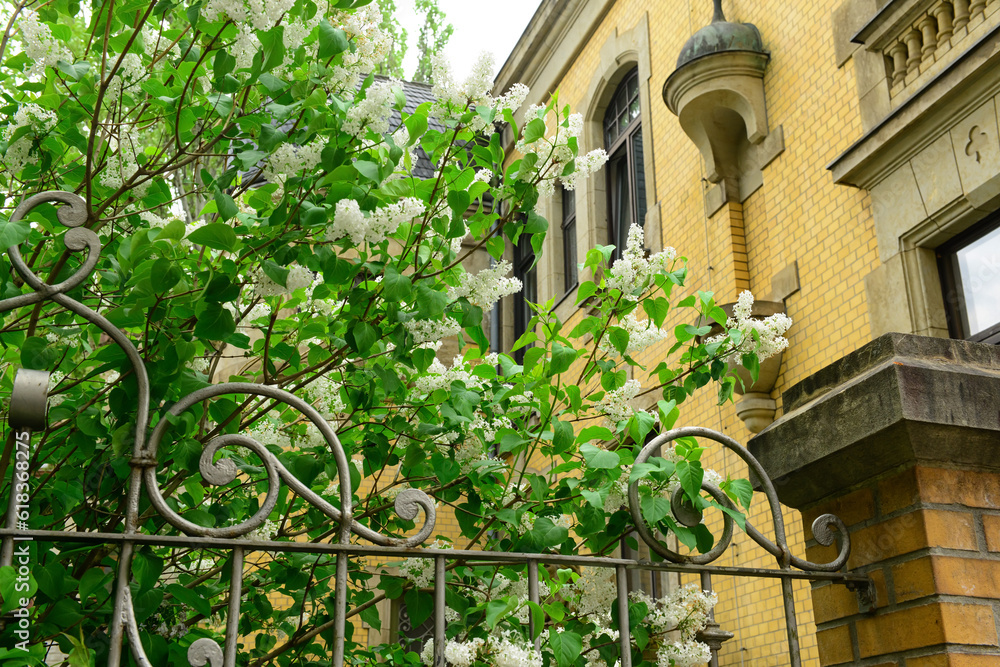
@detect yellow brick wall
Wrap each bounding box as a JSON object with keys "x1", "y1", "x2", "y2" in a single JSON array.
[{"x1": 502, "y1": 0, "x2": 881, "y2": 664}]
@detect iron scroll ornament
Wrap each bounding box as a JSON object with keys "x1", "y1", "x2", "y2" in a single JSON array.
[
  {"x1": 0, "y1": 191, "x2": 437, "y2": 667},
  {"x1": 627, "y1": 427, "x2": 850, "y2": 570}
]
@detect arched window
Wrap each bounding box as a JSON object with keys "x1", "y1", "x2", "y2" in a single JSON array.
[{"x1": 604, "y1": 68, "x2": 646, "y2": 260}]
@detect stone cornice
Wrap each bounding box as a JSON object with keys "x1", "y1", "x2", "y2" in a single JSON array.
[
  {"x1": 748, "y1": 334, "x2": 1000, "y2": 508},
  {"x1": 828, "y1": 24, "x2": 1000, "y2": 189}
]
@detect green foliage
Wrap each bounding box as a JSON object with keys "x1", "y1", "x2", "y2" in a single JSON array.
[{"x1": 0, "y1": 1, "x2": 774, "y2": 665}]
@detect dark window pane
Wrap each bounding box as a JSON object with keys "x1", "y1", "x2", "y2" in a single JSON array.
[
  {"x1": 631, "y1": 128, "x2": 647, "y2": 229},
  {"x1": 562, "y1": 187, "x2": 577, "y2": 292},
  {"x1": 563, "y1": 219, "x2": 577, "y2": 291},
  {"x1": 610, "y1": 150, "x2": 631, "y2": 258},
  {"x1": 513, "y1": 235, "x2": 536, "y2": 362}
]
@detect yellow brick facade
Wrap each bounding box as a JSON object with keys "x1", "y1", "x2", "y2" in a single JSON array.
[{"x1": 494, "y1": 0, "x2": 887, "y2": 664}]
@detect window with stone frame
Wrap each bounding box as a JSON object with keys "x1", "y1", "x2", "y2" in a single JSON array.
[
  {"x1": 938, "y1": 215, "x2": 1000, "y2": 344},
  {"x1": 604, "y1": 67, "x2": 647, "y2": 262}
]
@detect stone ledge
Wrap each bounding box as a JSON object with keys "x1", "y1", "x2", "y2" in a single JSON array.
[{"x1": 748, "y1": 333, "x2": 1000, "y2": 508}]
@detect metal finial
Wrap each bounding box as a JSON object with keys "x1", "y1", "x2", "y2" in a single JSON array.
[{"x1": 712, "y1": 0, "x2": 726, "y2": 22}]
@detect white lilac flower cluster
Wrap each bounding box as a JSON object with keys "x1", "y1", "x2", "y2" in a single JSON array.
[
  {"x1": 203, "y1": 0, "x2": 317, "y2": 70},
  {"x1": 403, "y1": 316, "x2": 462, "y2": 346},
  {"x1": 466, "y1": 414, "x2": 512, "y2": 448},
  {"x1": 447, "y1": 260, "x2": 523, "y2": 309},
  {"x1": 153, "y1": 621, "x2": 188, "y2": 639},
  {"x1": 606, "y1": 224, "x2": 678, "y2": 299},
  {"x1": 306, "y1": 375, "x2": 346, "y2": 420},
  {"x1": 572, "y1": 567, "x2": 619, "y2": 620},
  {"x1": 420, "y1": 632, "x2": 542, "y2": 667},
  {"x1": 2, "y1": 103, "x2": 57, "y2": 177},
  {"x1": 239, "y1": 518, "x2": 280, "y2": 542},
  {"x1": 100, "y1": 128, "x2": 145, "y2": 194},
  {"x1": 597, "y1": 378, "x2": 642, "y2": 425},
  {"x1": 252, "y1": 264, "x2": 313, "y2": 297},
  {"x1": 430, "y1": 52, "x2": 530, "y2": 136},
  {"x1": 630, "y1": 585, "x2": 717, "y2": 667},
  {"x1": 712, "y1": 290, "x2": 793, "y2": 364},
  {"x1": 262, "y1": 141, "x2": 325, "y2": 188},
  {"x1": 344, "y1": 78, "x2": 401, "y2": 139},
  {"x1": 328, "y1": 4, "x2": 393, "y2": 90},
  {"x1": 599, "y1": 311, "x2": 671, "y2": 356},
  {"x1": 514, "y1": 106, "x2": 609, "y2": 197},
  {"x1": 400, "y1": 539, "x2": 450, "y2": 588},
  {"x1": 16, "y1": 10, "x2": 70, "y2": 79},
  {"x1": 412, "y1": 352, "x2": 498, "y2": 396},
  {"x1": 327, "y1": 197, "x2": 425, "y2": 246},
  {"x1": 248, "y1": 417, "x2": 291, "y2": 449}
]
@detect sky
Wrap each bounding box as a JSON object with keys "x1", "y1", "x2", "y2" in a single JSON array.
[{"x1": 393, "y1": 0, "x2": 542, "y2": 83}]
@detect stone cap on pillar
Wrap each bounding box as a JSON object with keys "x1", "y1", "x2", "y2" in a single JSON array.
[{"x1": 747, "y1": 333, "x2": 1000, "y2": 509}]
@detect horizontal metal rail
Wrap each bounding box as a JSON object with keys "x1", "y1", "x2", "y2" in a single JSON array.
[{"x1": 0, "y1": 528, "x2": 869, "y2": 584}]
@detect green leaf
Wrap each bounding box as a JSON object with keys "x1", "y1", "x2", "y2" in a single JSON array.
[
  {"x1": 318, "y1": 22, "x2": 349, "y2": 59},
  {"x1": 551, "y1": 419, "x2": 574, "y2": 454},
  {"x1": 640, "y1": 496, "x2": 671, "y2": 523},
  {"x1": 580, "y1": 443, "x2": 619, "y2": 469},
  {"x1": 447, "y1": 189, "x2": 471, "y2": 215},
  {"x1": 261, "y1": 259, "x2": 289, "y2": 287},
  {"x1": 522, "y1": 346, "x2": 546, "y2": 374},
  {"x1": 194, "y1": 302, "x2": 237, "y2": 340},
  {"x1": 166, "y1": 583, "x2": 212, "y2": 618},
  {"x1": 642, "y1": 297, "x2": 670, "y2": 328},
  {"x1": 676, "y1": 460, "x2": 704, "y2": 502},
  {"x1": 381, "y1": 265, "x2": 412, "y2": 301},
  {"x1": 724, "y1": 478, "x2": 754, "y2": 511},
  {"x1": 527, "y1": 601, "x2": 544, "y2": 640},
  {"x1": 20, "y1": 336, "x2": 57, "y2": 370},
  {"x1": 549, "y1": 630, "x2": 583, "y2": 667},
  {"x1": 405, "y1": 589, "x2": 434, "y2": 627},
  {"x1": 0, "y1": 218, "x2": 30, "y2": 249},
  {"x1": 150, "y1": 257, "x2": 182, "y2": 292},
  {"x1": 214, "y1": 190, "x2": 239, "y2": 221},
  {"x1": 403, "y1": 112, "x2": 428, "y2": 144},
  {"x1": 354, "y1": 160, "x2": 380, "y2": 182},
  {"x1": 580, "y1": 489, "x2": 605, "y2": 508},
  {"x1": 63, "y1": 630, "x2": 95, "y2": 667},
  {"x1": 57, "y1": 60, "x2": 90, "y2": 80},
  {"x1": 600, "y1": 369, "x2": 627, "y2": 391},
  {"x1": 608, "y1": 327, "x2": 629, "y2": 355},
  {"x1": 548, "y1": 343, "x2": 577, "y2": 376},
  {"x1": 486, "y1": 598, "x2": 515, "y2": 629},
  {"x1": 628, "y1": 410, "x2": 656, "y2": 445},
  {"x1": 346, "y1": 321, "x2": 377, "y2": 354},
  {"x1": 524, "y1": 118, "x2": 547, "y2": 143},
  {"x1": 741, "y1": 352, "x2": 760, "y2": 384},
  {"x1": 709, "y1": 500, "x2": 747, "y2": 531},
  {"x1": 577, "y1": 425, "x2": 614, "y2": 443},
  {"x1": 132, "y1": 552, "x2": 163, "y2": 593},
  {"x1": 415, "y1": 284, "x2": 447, "y2": 319},
  {"x1": 187, "y1": 223, "x2": 238, "y2": 251},
  {"x1": 532, "y1": 516, "x2": 569, "y2": 547}
]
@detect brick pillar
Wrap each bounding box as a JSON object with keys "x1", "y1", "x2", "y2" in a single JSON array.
[{"x1": 749, "y1": 334, "x2": 1000, "y2": 666}]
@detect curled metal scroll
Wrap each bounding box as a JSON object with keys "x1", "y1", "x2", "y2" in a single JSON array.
[
  {"x1": 187, "y1": 638, "x2": 225, "y2": 667},
  {"x1": 628, "y1": 427, "x2": 850, "y2": 571},
  {"x1": 144, "y1": 382, "x2": 437, "y2": 548},
  {"x1": 0, "y1": 191, "x2": 437, "y2": 667}
]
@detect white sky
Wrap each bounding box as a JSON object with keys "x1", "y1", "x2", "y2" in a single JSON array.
[{"x1": 394, "y1": 0, "x2": 542, "y2": 82}]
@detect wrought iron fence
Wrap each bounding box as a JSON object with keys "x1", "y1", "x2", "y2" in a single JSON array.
[{"x1": 0, "y1": 191, "x2": 873, "y2": 667}]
